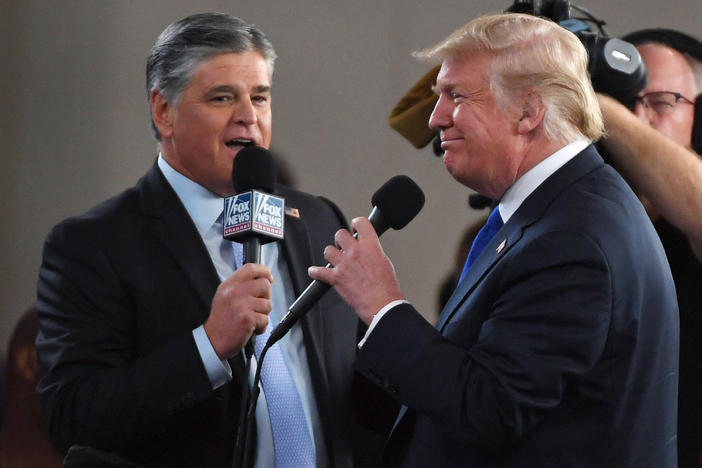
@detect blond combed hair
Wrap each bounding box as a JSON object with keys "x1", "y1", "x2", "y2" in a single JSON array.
[{"x1": 416, "y1": 13, "x2": 604, "y2": 144}]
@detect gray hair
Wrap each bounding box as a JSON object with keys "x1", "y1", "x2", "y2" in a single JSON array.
[
  {"x1": 415, "y1": 13, "x2": 604, "y2": 145},
  {"x1": 146, "y1": 13, "x2": 277, "y2": 141}
]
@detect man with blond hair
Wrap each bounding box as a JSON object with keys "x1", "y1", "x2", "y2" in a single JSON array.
[{"x1": 310, "y1": 13, "x2": 679, "y2": 467}]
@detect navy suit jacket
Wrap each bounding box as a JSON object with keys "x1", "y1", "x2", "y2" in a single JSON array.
[
  {"x1": 36, "y1": 164, "x2": 362, "y2": 467},
  {"x1": 355, "y1": 146, "x2": 679, "y2": 467}
]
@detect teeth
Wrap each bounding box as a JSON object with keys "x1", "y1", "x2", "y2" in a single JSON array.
[{"x1": 229, "y1": 139, "x2": 253, "y2": 146}]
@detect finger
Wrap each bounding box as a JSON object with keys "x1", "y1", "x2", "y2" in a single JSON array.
[
  {"x1": 251, "y1": 309, "x2": 270, "y2": 334},
  {"x1": 235, "y1": 263, "x2": 274, "y2": 282},
  {"x1": 323, "y1": 245, "x2": 343, "y2": 266},
  {"x1": 250, "y1": 277, "x2": 273, "y2": 299},
  {"x1": 351, "y1": 217, "x2": 379, "y2": 241},
  {"x1": 334, "y1": 228, "x2": 356, "y2": 251},
  {"x1": 251, "y1": 297, "x2": 272, "y2": 315},
  {"x1": 308, "y1": 265, "x2": 334, "y2": 284}
]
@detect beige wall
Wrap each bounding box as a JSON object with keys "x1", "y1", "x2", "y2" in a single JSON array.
[{"x1": 3, "y1": 0, "x2": 701, "y2": 349}]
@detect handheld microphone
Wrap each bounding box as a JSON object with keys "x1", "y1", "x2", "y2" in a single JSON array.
[
  {"x1": 267, "y1": 175, "x2": 425, "y2": 346},
  {"x1": 229, "y1": 146, "x2": 284, "y2": 468},
  {"x1": 224, "y1": 146, "x2": 284, "y2": 357},
  {"x1": 223, "y1": 146, "x2": 285, "y2": 264}
]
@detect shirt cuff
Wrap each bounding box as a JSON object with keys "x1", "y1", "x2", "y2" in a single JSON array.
[
  {"x1": 358, "y1": 299, "x2": 408, "y2": 348},
  {"x1": 193, "y1": 325, "x2": 232, "y2": 389}
]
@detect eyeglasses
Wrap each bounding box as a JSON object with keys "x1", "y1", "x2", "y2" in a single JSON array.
[{"x1": 633, "y1": 91, "x2": 695, "y2": 116}]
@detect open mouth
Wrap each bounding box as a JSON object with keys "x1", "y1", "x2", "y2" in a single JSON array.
[{"x1": 226, "y1": 138, "x2": 256, "y2": 149}]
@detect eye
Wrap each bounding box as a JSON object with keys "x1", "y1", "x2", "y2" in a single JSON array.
[
  {"x1": 649, "y1": 98, "x2": 674, "y2": 114},
  {"x1": 651, "y1": 99, "x2": 673, "y2": 107},
  {"x1": 252, "y1": 95, "x2": 269, "y2": 104},
  {"x1": 211, "y1": 95, "x2": 232, "y2": 103},
  {"x1": 450, "y1": 91, "x2": 464, "y2": 103}
]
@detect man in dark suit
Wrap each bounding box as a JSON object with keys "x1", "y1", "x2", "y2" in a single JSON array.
[
  {"x1": 310, "y1": 13, "x2": 679, "y2": 467},
  {"x1": 36, "y1": 13, "x2": 360, "y2": 467}
]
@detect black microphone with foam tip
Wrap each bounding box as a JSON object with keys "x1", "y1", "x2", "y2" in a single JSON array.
[
  {"x1": 228, "y1": 146, "x2": 284, "y2": 468},
  {"x1": 267, "y1": 174, "x2": 425, "y2": 346}
]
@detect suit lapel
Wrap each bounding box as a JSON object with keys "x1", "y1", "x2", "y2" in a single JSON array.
[
  {"x1": 436, "y1": 145, "x2": 604, "y2": 333},
  {"x1": 140, "y1": 165, "x2": 220, "y2": 316},
  {"x1": 436, "y1": 219, "x2": 525, "y2": 331},
  {"x1": 278, "y1": 194, "x2": 326, "y2": 355},
  {"x1": 139, "y1": 165, "x2": 248, "y2": 381}
]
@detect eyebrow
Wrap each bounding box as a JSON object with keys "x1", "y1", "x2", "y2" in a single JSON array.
[
  {"x1": 209, "y1": 84, "x2": 271, "y2": 94},
  {"x1": 432, "y1": 81, "x2": 466, "y2": 96}
]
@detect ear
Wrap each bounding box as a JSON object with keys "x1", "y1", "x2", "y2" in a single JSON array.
[
  {"x1": 150, "y1": 89, "x2": 174, "y2": 140},
  {"x1": 517, "y1": 92, "x2": 545, "y2": 135}
]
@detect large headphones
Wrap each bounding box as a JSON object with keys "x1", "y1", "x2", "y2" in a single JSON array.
[{"x1": 621, "y1": 28, "x2": 702, "y2": 154}]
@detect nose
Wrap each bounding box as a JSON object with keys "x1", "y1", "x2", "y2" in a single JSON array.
[
  {"x1": 428, "y1": 95, "x2": 452, "y2": 132},
  {"x1": 232, "y1": 97, "x2": 257, "y2": 126}
]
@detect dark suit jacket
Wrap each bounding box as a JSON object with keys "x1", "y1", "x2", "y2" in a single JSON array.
[
  {"x1": 36, "y1": 164, "x2": 361, "y2": 467},
  {"x1": 355, "y1": 146, "x2": 679, "y2": 467}
]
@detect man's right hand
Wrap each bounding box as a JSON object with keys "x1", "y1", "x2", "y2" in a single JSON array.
[{"x1": 204, "y1": 263, "x2": 273, "y2": 359}]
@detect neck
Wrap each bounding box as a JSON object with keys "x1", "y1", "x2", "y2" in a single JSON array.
[{"x1": 514, "y1": 134, "x2": 563, "y2": 182}]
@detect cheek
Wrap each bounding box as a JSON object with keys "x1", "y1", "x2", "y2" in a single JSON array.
[
  {"x1": 258, "y1": 110, "x2": 273, "y2": 147},
  {"x1": 177, "y1": 110, "x2": 220, "y2": 139},
  {"x1": 651, "y1": 116, "x2": 685, "y2": 142}
]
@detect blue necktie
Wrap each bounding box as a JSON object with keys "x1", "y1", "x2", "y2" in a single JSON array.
[
  {"x1": 254, "y1": 297, "x2": 316, "y2": 468},
  {"x1": 458, "y1": 207, "x2": 504, "y2": 283},
  {"x1": 232, "y1": 241, "x2": 243, "y2": 270},
  {"x1": 216, "y1": 213, "x2": 313, "y2": 465}
]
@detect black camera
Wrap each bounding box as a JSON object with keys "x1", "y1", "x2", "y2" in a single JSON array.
[{"x1": 506, "y1": 0, "x2": 648, "y2": 102}]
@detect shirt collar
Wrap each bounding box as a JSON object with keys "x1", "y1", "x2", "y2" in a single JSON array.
[
  {"x1": 157, "y1": 154, "x2": 223, "y2": 237},
  {"x1": 498, "y1": 139, "x2": 589, "y2": 223}
]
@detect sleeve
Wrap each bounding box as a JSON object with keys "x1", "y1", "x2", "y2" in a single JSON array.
[
  {"x1": 354, "y1": 230, "x2": 612, "y2": 450},
  {"x1": 35, "y1": 219, "x2": 216, "y2": 453}
]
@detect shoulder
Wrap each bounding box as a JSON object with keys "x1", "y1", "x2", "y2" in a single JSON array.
[{"x1": 46, "y1": 167, "x2": 162, "y2": 246}]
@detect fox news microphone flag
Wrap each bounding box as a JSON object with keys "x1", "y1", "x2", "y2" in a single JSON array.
[{"x1": 223, "y1": 147, "x2": 284, "y2": 262}]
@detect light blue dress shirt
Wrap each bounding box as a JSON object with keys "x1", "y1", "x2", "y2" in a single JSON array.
[{"x1": 157, "y1": 155, "x2": 324, "y2": 467}]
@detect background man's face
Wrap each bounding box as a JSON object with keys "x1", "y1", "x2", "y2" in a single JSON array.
[
  {"x1": 635, "y1": 43, "x2": 697, "y2": 148},
  {"x1": 161, "y1": 50, "x2": 273, "y2": 196}
]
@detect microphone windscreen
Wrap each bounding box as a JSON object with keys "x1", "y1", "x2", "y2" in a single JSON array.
[
  {"x1": 232, "y1": 146, "x2": 277, "y2": 193},
  {"x1": 371, "y1": 175, "x2": 425, "y2": 230}
]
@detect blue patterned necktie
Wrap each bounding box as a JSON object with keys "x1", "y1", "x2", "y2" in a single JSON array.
[
  {"x1": 218, "y1": 210, "x2": 314, "y2": 465},
  {"x1": 254, "y1": 324, "x2": 316, "y2": 467},
  {"x1": 232, "y1": 240, "x2": 243, "y2": 270},
  {"x1": 211, "y1": 213, "x2": 243, "y2": 278},
  {"x1": 458, "y1": 206, "x2": 504, "y2": 284},
  {"x1": 215, "y1": 214, "x2": 314, "y2": 464}
]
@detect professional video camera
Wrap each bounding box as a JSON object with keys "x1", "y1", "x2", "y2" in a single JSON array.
[{"x1": 507, "y1": 0, "x2": 648, "y2": 102}]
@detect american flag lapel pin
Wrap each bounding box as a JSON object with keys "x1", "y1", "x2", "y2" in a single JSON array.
[
  {"x1": 285, "y1": 206, "x2": 300, "y2": 218},
  {"x1": 496, "y1": 239, "x2": 506, "y2": 254}
]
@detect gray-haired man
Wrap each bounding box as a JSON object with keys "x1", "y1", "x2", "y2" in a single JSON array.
[{"x1": 36, "y1": 13, "x2": 363, "y2": 467}]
